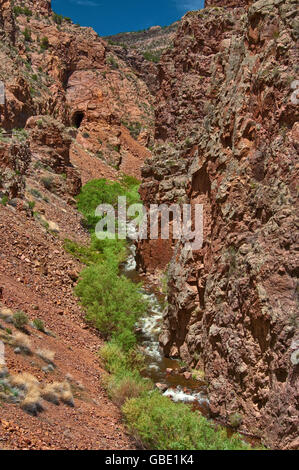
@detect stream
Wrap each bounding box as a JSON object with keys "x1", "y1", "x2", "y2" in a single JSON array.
[
  {"x1": 122, "y1": 243, "x2": 210, "y2": 415},
  {"x1": 122, "y1": 240, "x2": 261, "y2": 448}
]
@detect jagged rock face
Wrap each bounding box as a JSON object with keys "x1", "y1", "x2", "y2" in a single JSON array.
[
  {"x1": 105, "y1": 23, "x2": 178, "y2": 94},
  {"x1": 0, "y1": 0, "x2": 154, "y2": 180},
  {"x1": 0, "y1": 0, "x2": 15, "y2": 42},
  {"x1": 0, "y1": 140, "x2": 31, "y2": 198},
  {"x1": 139, "y1": 0, "x2": 299, "y2": 449},
  {"x1": 26, "y1": 115, "x2": 82, "y2": 196},
  {"x1": 205, "y1": 0, "x2": 252, "y2": 7},
  {"x1": 105, "y1": 45, "x2": 160, "y2": 95},
  {"x1": 14, "y1": 0, "x2": 52, "y2": 15}
]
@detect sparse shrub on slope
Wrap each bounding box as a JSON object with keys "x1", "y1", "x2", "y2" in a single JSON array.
[{"x1": 12, "y1": 311, "x2": 29, "y2": 331}]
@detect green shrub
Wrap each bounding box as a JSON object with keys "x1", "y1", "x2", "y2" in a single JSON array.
[
  {"x1": 64, "y1": 238, "x2": 103, "y2": 265},
  {"x1": 107, "y1": 56, "x2": 119, "y2": 69},
  {"x1": 75, "y1": 261, "x2": 147, "y2": 350},
  {"x1": 122, "y1": 120, "x2": 142, "y2": 140},
  {"x1": 41, "y1": 176, "x2": 54, "y2": 191},
  {"x1": 120, "y1": 174, "x2": 141, "y2": 188},
  {"x1": 40, "y1": 36, "x2": 49, "y2": 50},
  {"x1": 142, "y1": 51, "x2": 161, "y2": 63},
  {"x1": 13, "y1": 311, "x2": 29, "y2": 330},
  {"x1": 29, "y1": 188, "x2": 42, "y2": 199},
  {"x1": 14, "y1": 6, "x2": 32, "y2": 17},
  {"x1": 0, "y1": 195, "x2": 8, "y2": 206},
  {"x1": 32, "y1": 318, "x2": 45, "y2": 332},
  {"x1": 122, "y1": 391, "x2": 251, "y2": 450},
  {"x1": 53, "y1": 13, "x2": 63, "y2": 25},
  {"x1": 229, "y1": 412, "x2": 243, "y2": 428},
  {"x1": 76, "y1": 178, "x2": 140, "y2": 231},
  {"x1": 28, "y1": 201, "x2": 35, "y2": 210},
  {"x1": 23, "y1": 27, "x2": 31, "y2": 42},
  {"x1": 12, "y1": 128, "x2": 28, "y2": 141},
  {"x1": 99, "y1": 342, "x2": 145, "y2": 377}
]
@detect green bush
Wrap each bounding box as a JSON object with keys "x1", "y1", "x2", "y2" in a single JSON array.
[
  {"x1": 13, "y1": 311, "x2": 29, "y2": 330},
  {"x1": 53, "y1": 13, "x2": 63, "y2": 25},
  {"x1": 122, "y1": 120, "x2": 142, "y2": 140},
  {"x1": 29, "y1": 188, "x2": 42, "y2": 199},
  {"x1": 100, "y1": 342, "x2": 145, "y2": 377},
  {"x1": 32, "y1": 318, "x2": 45, "y2": 332},
  {"x1": 75, "y1": 261, "x2": 147, "y2": 351},
  {"x1": 64, "y1": 238, "x2": 103, "y2": 265},
  {"x1": 0, "y1": 195, "x2": 8, "y2": 206},
  {"x1": 100, "y1": 342, "x2": 150, "y2": 404},
  {"x1": 76, "y1": 178, "x2": 140, "y2": 231},
  {"x1": 122, "y1": 391, "x2": 251, "y2": 450},
  {"x1": 14, "y1": 6, "x2": 32, "y2": 17},
  {"x1": 41, "y1": 176, "x2": 54, "y2": 191},
  {"x1": 40, "y1": 36, "x2": 49, "y2": 50},
  {"x1": 142, "y1": 51, "x2": 161, "y2": 63},
  {"x1": 107, "y1": 56, "x2": 119, "y2": 70},
  {"x1": 105, "y1": 372, "x2": 152, "y2": 406},
  {"x1": 23, "y1": 27, "x2": 31, "y2": 42}
]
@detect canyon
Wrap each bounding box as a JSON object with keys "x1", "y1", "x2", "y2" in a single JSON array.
[{"x1": 0, "y1": 0, "x2": 298, "y2": 450}]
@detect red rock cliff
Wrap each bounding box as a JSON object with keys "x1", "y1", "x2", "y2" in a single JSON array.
[
  {"x1": 0, "y1": 0, "x2": 154, "y2": 181},
  {"x1": 139, "y1": 0, "x2": 299, "y2": 449}
]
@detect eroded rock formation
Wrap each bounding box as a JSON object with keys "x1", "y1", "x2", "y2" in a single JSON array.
[
  {"x1": 138, "y1": 0, "x2": 299, "y2": 449},
  {"x1": 0, "y1": 0, "x2": 154, "y2": 181}
]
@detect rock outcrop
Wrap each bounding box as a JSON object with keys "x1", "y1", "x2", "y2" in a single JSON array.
[
  {"x1": 138, "y1": 0, "x2": 299, "y2": 449},
  {"x1": 0, "y1": 138, "x2": 31, "y2": 199},
  {"x1": 105, "y1": 23, "x2": 178, "y2": 94},
  {"x1": 0, "y1": 0, "x2": 154, "y2": 181}
]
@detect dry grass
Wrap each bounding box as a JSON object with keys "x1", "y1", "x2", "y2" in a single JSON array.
[
  {"x1": 41, "y1": 382, "x2": 61, "y2": 405},
  {"x1": 108, "y1": 376, "x2": 152, "y2": 406},
  {"x1": 12, "y1": 332, "x2": 32, "y2": 353},
  {"x1": 36, "y1": 348, "x2": 55, "y2": 364},
  {"x1": 21, "y1": 384, "x2": 44, "y2": 416},
  {"x1": 0, "y1": 307, "x2": 13, "y2": 322},
  {"x1": 41, "y1": 381, "x2": 74, "y2": 407},
  {"x1": 0, "y1": 364, "x2": 8, "y2": 379},
  {"x1": 9, "y1": 372, "x2": 39, "y2": 391},
  {"x1": 60, "y1": 381, "x2": 74, "y2": 407}
]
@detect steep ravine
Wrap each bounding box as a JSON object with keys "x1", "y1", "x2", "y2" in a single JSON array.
[
  {"x1": 123, "y1": 241, "x2": 210, "y2": 410},
  {"x1": 0, "y1": 0, "x2": 297, "y2": 452}
]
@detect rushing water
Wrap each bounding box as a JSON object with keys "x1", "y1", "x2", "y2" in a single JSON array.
[
  {"x1": 123, "y1": 241, "x2": 264, "y2": 448},
  {"x1": 122, "y1": 243, "x2": 210, "y2": 412}
]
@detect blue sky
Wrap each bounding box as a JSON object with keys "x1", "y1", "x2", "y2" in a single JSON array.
[{"x1": 52, "y1": 0, "x2": 205, "y2": 36}]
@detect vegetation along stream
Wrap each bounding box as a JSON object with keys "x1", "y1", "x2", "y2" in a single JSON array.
[{"x1": 67, "y1": 177, "x2": 261, "y2": 450}]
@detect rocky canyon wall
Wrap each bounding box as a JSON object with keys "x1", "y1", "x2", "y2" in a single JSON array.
[
  {"x1": 0, "y1": 0, "x2": 154, "y2": 182},
  {"x1": 139, "y1": 0, "x2": 299, "y2": 449}
]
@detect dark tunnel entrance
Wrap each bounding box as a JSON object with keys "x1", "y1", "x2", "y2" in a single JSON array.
[{"x1": 72, "y1": 111, "x2": 84, "y2": 129}]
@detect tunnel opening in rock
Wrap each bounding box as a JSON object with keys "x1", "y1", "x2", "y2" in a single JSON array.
[{"x1": 72, "y1": 111, "x2": 84, "y2": 129}]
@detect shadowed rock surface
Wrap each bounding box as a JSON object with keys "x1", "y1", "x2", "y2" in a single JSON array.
[{"x1": 138, "y1": 0, "x2": 299, "y2": 450}]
